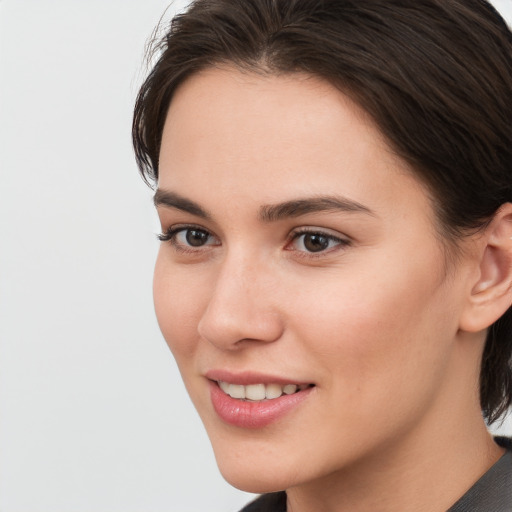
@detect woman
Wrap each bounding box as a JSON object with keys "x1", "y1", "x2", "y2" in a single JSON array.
[{"x1": 132, "y1": 1, "x2": 512, "y2": 510}]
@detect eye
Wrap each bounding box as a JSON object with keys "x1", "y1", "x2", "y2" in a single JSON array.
[
  {"x1": 179, "y1": 228, "x2": 211, "y2": 247},
  {"x1": 158, "y1": 226, "x2": 219, "y2": 250},
  {"x1": 288, "y1": 229, "x2": 349, "y2": 254}
]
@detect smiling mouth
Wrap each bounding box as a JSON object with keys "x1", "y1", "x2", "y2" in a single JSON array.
[{"x1": 217, "y1": 381, "x2": 314, "y2": 401}]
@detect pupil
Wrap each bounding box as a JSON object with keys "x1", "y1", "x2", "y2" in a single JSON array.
[
  {"x1": 186, "y1": 229, "x2": 208, "y2": 247},
  {"x1": 304, "y1": 234, "x2": 329, "y2": 252}
]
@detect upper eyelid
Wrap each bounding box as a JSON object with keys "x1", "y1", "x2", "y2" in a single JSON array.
[
  {"x1": 289, "y1": 226, "x2": 350, "y2": 241},
  {"x1": 160, "y1": 223, "x2": 213, "y2": 234},
  {"x1": 159, "y1": 219, "x2": 216, "y2": 233}
]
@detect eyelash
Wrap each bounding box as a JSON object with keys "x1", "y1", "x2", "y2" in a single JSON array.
[
  {"x1": 157, "y1": 225, "x2": 218, "y2": 254},
  {"x1": 157, "y1": 225, "x2": 351, "y2": 257}
]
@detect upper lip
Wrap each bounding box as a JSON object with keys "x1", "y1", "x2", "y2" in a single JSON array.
[{"x1": 205, "y1": 369, "x2": 313, "y2": 386}]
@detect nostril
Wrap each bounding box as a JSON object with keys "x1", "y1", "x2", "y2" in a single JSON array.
[{"x1": 198, "y1": 303, "x2": 284, "y2": 349}]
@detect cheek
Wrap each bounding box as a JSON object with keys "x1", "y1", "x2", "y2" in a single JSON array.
[
  {"x1": 153, "y1": 252, "x2": 207, "y2": 361},
  {"x1": 286, "y1": 259, "x2": 456, "y2": 403}
]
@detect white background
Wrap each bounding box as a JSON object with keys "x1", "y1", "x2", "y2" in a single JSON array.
[{"x1": 0, "y1": 1, "x2": 511, "y2": 511}]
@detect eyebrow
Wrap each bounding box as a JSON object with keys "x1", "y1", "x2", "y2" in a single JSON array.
[
  {"x1": 154, "y1": 189, "x2": 212, "y2": 219},
  {"x1": 154, "y1": 189, "x2": 375, "y2": 222},
  {"x1": 259, "y1": 196, "x2": 375, "y2": 222}
]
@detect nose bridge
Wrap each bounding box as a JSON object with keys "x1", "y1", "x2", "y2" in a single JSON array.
[{"x1": 197, "y1": 248, "x2": 282, "y2": 348}]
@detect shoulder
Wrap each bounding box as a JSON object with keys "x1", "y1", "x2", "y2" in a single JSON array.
[{"x1": 238, "y1": 492, "x2": 287, "y2": 512}]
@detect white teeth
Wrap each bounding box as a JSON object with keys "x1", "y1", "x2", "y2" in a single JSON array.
[
  {"x1": 245, "y1": 384, "x2": 266, "y2": 401},
  {"x1": 229, "y1": 384, "x2": 246, "y2": 399},
  {"x1": 265, "y1": 383, "x2": 283, "y2": 399},
  {"x1": 283, "y1": 384, "x2": 298, "y2": 395},
  {"x1": 218, "y1": 381, "x2": 309, "y2": 401}
]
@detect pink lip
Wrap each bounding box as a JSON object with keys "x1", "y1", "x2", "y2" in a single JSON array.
[{"x1": 207, "y1": 378, "x2": 314, "y2": 429}]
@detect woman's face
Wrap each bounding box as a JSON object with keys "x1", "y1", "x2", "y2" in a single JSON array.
[{"x1": 154, "y1": 68, "x2": 474, "y2": 492}]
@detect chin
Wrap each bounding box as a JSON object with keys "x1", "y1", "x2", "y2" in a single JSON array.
[
  {"x1": 210, "y1": 435, "x2": 324, "y2": 494},
  {"x1": 217, "y1": 461, "x2": 290, "y2": 494},
  {"x1": 205, "y1": 433, "x2": 291, "y2": 492}
]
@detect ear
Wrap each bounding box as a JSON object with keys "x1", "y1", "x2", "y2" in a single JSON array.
[{"x1": 459, "y1": 203, "x2": 512, "y2": 333}]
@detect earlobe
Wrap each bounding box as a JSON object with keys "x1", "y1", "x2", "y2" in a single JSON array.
[{"x1": 459, "y1": 203, "x2": 512, "y2": 333}]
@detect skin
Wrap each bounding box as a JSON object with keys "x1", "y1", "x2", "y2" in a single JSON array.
[{"x1": 154, "y1": 67, "x2": 507, "y2": 512}]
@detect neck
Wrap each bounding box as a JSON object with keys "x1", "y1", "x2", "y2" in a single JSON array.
[{"x1": 287, "y1": 421, "x2": 502, "y2": 512}]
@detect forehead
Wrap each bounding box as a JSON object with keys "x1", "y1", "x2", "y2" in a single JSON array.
[
  {"x1": 163, "y1": 67, "x2": 386, "y2": 159},
  {"x1": 159, "y1": 66, "x2": 434, "y2": 227}
]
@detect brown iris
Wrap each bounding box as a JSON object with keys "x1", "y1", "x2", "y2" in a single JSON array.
[
  {"x1": 302, "y1": 233, "x2": 329, "y2": 252},
  {"x1": 186, "y1": 229, "x2": 209, "y2": 247}
]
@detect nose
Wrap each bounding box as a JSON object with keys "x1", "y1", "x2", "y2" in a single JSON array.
[{"x1": 197, "y1": 255, "x2": 284, "y2": 350}]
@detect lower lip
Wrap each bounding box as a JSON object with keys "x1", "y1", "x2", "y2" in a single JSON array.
[{"x1": 209, "y1": 381, "x2": 313, "y2": 429}]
